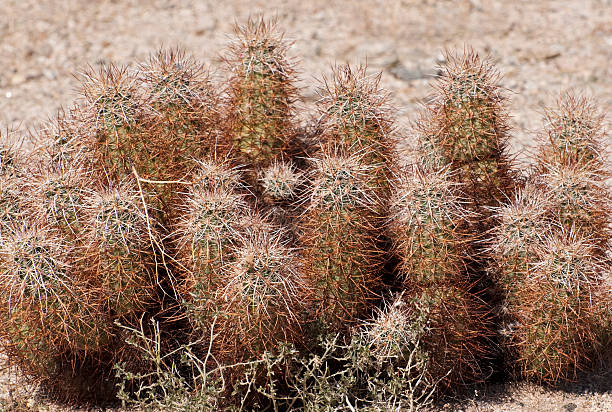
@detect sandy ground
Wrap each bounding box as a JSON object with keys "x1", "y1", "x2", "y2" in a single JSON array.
[{"x1": 1, "y1": 0, "x2": 611, "y2": 410}]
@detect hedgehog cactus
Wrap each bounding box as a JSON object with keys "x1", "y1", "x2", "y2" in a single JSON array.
[
  {"x1": 419, "y1": 50, "x2": 515, "y2": 220},
  {"x1": 175, "y1": 160, "x2": 248, "y2": 333},
  {"x1": 319, "y1": 65, "x2": 393, "y2": 175},
  {"x1": 489, "y1": 185, "x2": 551, "y2": 298},
  {"x1": 80, "y1": 64, "x2": 141, "y2": 179},
  {"x1": 2, "y1": 19, "x2": 612, "y2": 408},
  {"x1": 490, "y1": 94, "x2": 611, "y2": 383},
  {"x1": 534, "y1": 94, "x2": 611, "y2": 251},
  {"x1": 512, "y1": 231, "x2": 604, "y2": 382},
  {"x1": 0, "y1": 224, "x2": 108, "y2": 377},
  {"x1": 299, "y1": 149, "x2": 383, "y2": 330},
  {"x1": 536, "y1": 94, "x2": 605, "y2": 168},
  {"x1": 137, "y1": 49, "x2": 221, "y2": 209},
  {"x1": 389, "y1": 163, "x2": 489, "y2": 388},
  {"x1": 214, "y1": 223, "x2": 305, "y2": 360},
  {"x1": 82, "y1": 182, "x2": 158, "y2": 318},
  {"x1": 225, "y1": 18, "x2": 297, "y2": 178},
  {"x1": 390, "y1": 165, "x2": 471, "y2": 287}
]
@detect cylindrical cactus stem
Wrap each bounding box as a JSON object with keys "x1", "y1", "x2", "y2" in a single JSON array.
[
  {"x1": 535, "y1": 93, "x2": 606, "y2": 169},
  {"x1": 299, "y1": 147, "x2": 384, "y2": 330},
  {"x1": 536, "y1": 163, "x2": 611, "y2": 251},
  {"x1": 82, "y1": 180, "x2": 159, "y2": 319},
  {"x1": 511, "y1": 230, "x2": 604, "y2": 383},
  {"x1": 533, "y1": 94, "x2": 611, "y2": 252},
  {"x1": 215, "y1": 222, "x2": 305, "y2": 361},
  {"x1": 0, "y1": 224, "x2": 109, "y2": 378},
  {"x1": 389, "y1": 162, "x2": 489, "y2": 389},
  {"x1": 79, "y1": 64, "x2": 142, "y2": 180},
  {"x1": 224, "y1": 18, "x2": 298, "y2": 179},
  {"x1": 174, "y1": 159, "x2": 249, "y2": 333},
  {"x1": 318, "y1": 65, "x2": 394, "y2": 173},
  {"x1": 487, "y1": 183, "x2": 553, "y2": 368},
  {"x1": 137, "y1": 48, "x2": 222, "y2": 213},
  {"x1": 389, "y1": 163, "x2": 472, "y2": 288},
  {"x1": 488, "y1": 184, "x2": 552, "y2": 298},
  {"x1": 424, "y1": 49, "x2": 515, "y2": 220}
]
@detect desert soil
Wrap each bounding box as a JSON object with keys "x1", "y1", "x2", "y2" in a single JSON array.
[{"x1": 0, "y1": 0, "x2": 611, "y2": 410}]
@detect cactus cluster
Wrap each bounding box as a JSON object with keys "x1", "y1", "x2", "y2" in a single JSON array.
[
  {"x1": 489, "y1": 94, "x2": 611, "y2": 383},
  {"x1": 0, "y1": 18, "x2": 610, "y2": 407}
]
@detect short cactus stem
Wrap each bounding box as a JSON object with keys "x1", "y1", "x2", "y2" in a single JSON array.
[
  {"x1": 318, "y1": 65, "x2": 393, "y2": 170},
  {"x1": 82, "y1": 181, "x2": 158, "y2": 319},
  {"x1": 389, "y1": 163, "x2": 472, "y2": 288},
  {"x1": 299, "y1": 148, "x2": 383, "y2": 330},
  {"x1": 0, "y1": 224, "x2": 109, "y2": 375},
  {"x1": 137, "y1": 48, "x2": 222, "y2": 213},
  {"x1": 259, "y1": 160, "x2": 301, "y2": 203},
  {"x1": 26, "y1": 161, "x2": 93, "y2": 236},
  {"x1": 488, "y1": 184, "x2": 552, "y2": 296},
  {"x1": 80, "y1": 64, "x2": 142, "y2": 180},
  {"x1": 536, "y1": 93, "x2": 606, "y2": 169},
  {"x1": 407, "y1": 286, "x2": 490, "y2": 390},
  {"x1": 537, "y1": 163, "x2": 610, "y2": 249},
  {"x1": 214, "y1": 223, "x2": 305, "y2": 361},
  {"x1": 174, "y1": 160, "x2": 249, "y2": 334},
  {"x1": 224, "y1": 18, "x2": 297, "y2": 178},
  {"x1": 422, "y1": 49, "x2": 515, "y2": 221},
  {"x1": 510, "y1": 231, "x2": 604, "y2": 383},
  {"x1": 533, "y1": 94, "x2": 611, "y2": 253}
]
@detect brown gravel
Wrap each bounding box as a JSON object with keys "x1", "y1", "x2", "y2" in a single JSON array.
[{"x1": 1, "y1": 0, "x2": 611, "y2": 410}]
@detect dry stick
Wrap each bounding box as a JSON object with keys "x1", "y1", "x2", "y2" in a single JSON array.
[{"x1": 131, "y1": 165, "x2": 191, "y2": 297}]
